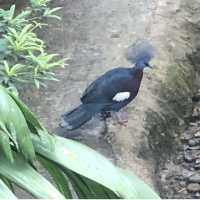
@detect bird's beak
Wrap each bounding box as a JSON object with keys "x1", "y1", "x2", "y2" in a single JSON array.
[{"x1": 147, "y1": 63, "x2": 153, "y2": 68}]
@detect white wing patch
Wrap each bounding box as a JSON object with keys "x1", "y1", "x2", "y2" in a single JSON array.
[{"x1": 113, "y1": 92, "x2": 130, "y2": 102}]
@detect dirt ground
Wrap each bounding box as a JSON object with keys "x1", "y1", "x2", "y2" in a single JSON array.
[
  {"x1": 22, "y1": 0, "x2": 157, "y2": 188},
  {"x1": 18, "y1": 0, "x2": 200, "y2": 198}
]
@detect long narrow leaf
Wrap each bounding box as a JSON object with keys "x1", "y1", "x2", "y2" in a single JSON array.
[
  {"x1": 64, "y1": 170, "x2": 92, "y2": 199},
  {"x1": 9, "y1": 92, "x2": 45, "y2": 132},
  {"x1": 117, "y1": 169, "x2": 160, "y2": 199},
  {"x1": 0, "y1": 178, "x2": 16, "y2": 199},
  {"x1": 32, "y1": 134, "x2": 120, "y2": 196},
  {"x1": 0, "y1": 175, "x2": 14, "y2": 193},
  {"x1": 0, "y1": 86, "x2": 35, "y2": 161},
  {"x1": 0, "y1": 130, "x2": 14, "y2": 162},
  {"x1": 0, "y1": 151, "x2": 65, "y2": 199},
  {"x1": 32, "y1": 134, "x2": 160, "y2": 199},
  {"x1": 38, "y1": 156, "x2": 73, "y2": 199},
  {"x1": 75, "y1": 173, "x2": 119, "y2": 199}
]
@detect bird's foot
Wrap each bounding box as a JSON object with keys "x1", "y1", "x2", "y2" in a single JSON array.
[{"x1": 110, "y1": 111, "x2": 128, "y2": 127}]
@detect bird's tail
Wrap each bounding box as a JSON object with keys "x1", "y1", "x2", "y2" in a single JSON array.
[{"x1": 60, "y1": 104, "x2": 100, "y2": 130}]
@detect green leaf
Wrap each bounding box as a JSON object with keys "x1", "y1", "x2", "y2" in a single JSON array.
[
  {"x1": 0, "y1": 178, "x2": 16, "y2": 199},
  {"x1": 64, "y1": 169, "x2": 92, "y2": 199},
  {"x1": 34, "y1": 79, "x2": 40, "y2": 89},
  {"x1": 75, "y1": 173, "x2": 120, "y2": 199},
  {"x1": 9, "y1": 92, "x2": 46, "y2": 132},
  {"x1": 32, "y1": 134, "x2": 120, "y2": 195},
  {"x1": 0, "y1": 151, "x2": 65, "y2": 199},
  {"x1": 0, "y1": 85, "x2": 35, "y2": 161},
  {"x1": 0, "y1": 130, "x2": 14, "y2": 162},
  {"x1": 118, "y1": 168, "x2": 160, "y2": 199},
  {"x1": 32, "y1": 134, "x2": 160, "y2": 199},
  {"x1": 0, "y1": 38, "x2": 8, "y2": 53},
  {"x1": 0, "y1": 175, "x2": 14, "y2": 193},
  {"x1": 38, "y1": 156, "x2": 73, "y2": 199},
  {"x1": 8, "y1": 5, "x2": 15, "y2": 21}
]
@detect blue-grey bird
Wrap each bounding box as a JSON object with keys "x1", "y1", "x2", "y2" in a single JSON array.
[{"x1": 60, "y1": 40, "x2": 155, "y2": 130}]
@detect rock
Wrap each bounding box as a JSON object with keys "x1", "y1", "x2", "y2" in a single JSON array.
[
  {"x1": 192, "y1": 95, "x2": 200, "y2": 102},
  {"x1": 179, "y1": 181, "x2": 186, "y2": 187},
  {"x1": 195, "y1": 159, "x2": 200, "y2": 164},
  {"x1": 187, "y1": 183, "x2": 200, "y2": 192},
  {"x1": 181, "y1": 133, "x2": 193, "y2": 142},
  {"x1": 110, "y1": 31, "x2": 121, "y2": 38},
  {"x1": 194, "y1": 159, "x2": 200, "y2": 169},
  {"x1": 184, "y1": 151, "x2": 195, "y2": 162},
  {"x1": 195, "y1": 131, "x2": 200, "y2": 138},
  {"x1": 194, "y1": 164, "x2": 200, "y2": 170},
  {"x1": 182, "y1": 169, "x2": 194, "y2": 180},
  {"x1": 192, "y1": 106, "x2": 200, "y2": 118},
  {"x1": 194, "y1": 192, "x2": 200, "y2": 198},
  {"x1": 188, "y1": 146, "x2": 200, "y2": 150},
  {"x1": 188, "y1": 138, "x2": 200, "y2": 146},
  {"x1": 189, "y1": 122, "x2": 199, "y2": 126},
  {"x1": 189, "y1": 174, "x2": 200, "y2": 183}
]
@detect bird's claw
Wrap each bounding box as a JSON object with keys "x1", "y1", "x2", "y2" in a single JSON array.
[
  {"x1": 118, "y1": 120, "x2": 128, "y2": 127},
  {"x1": 110, "y1": 111, "x2": 128, "y2": 127}
]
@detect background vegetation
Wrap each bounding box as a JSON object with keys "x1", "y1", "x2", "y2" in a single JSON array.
[{"x1": 0, "y1": 0, "x2": 65, "y2": 94}]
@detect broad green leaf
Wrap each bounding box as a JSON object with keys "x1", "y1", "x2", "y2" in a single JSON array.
[
  {"x1": 38, "y1": 156, "x2": 73, "y2": 198},
  {"x1": 0, "y1": 130, "x2": 14, "y2": 162},
  {"x1": 0, "y1": 152, "x2": 65, "y2": 199},
  {"x1": 64, "y1": 169, "x2": 119, "y2": 199},
  {"x1": 64, "y1": 169, "x2": 92, "y2": 199},
  {"x1": 0, "y1": 178, "x2": 16, "y2": 199},
  {"x1": 32, "y1": 134, "x2": 160, "y2": 199},
  {"x1": 32, "y1": 134, "x2": 120, "y2": 195},
  {"x1": 74, "y1": 173, "x2": 120, "y2": 199},
  {"x1": 0, "y1": 85, "x2": 35, "y2": 161},
  {"x1": 9, "y1": 92, "x2": 46, "y2": 132},
  {"x1": 0, "y1": 175, "x2": 14, "y2": 193},
  {"x1": 117, "y1": 168, "x2": 160, "y2": 199}
]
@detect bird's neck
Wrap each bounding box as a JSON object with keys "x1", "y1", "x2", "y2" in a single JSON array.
[{"x1": 131, "y1": 66, "x2": 143, "y2": 81}]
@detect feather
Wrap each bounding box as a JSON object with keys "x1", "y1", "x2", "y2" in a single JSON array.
[{"x1": 113, "y1": 92, "x2": 130, "y2": 102}]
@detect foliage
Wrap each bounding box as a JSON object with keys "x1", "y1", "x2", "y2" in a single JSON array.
[
  {"x1": 26, "y1": 51, "x2": 65, "y2": 88},
  {"x1": 0, "y1": 5, "x2": 31, "y2": 33},
  {"x1": 0, "y1": 86, "x2": 36, "y2": 162},
  {"x1": 4, "y1": 24, "x2": 44, "y2": 54},
  {"x1": 0, "y1": 86, "x2": 160, "y2": 199},
  {"x1": 42, "y1": 7, "x2": 62, "y2": 20},
  {"x1": 0, "y1": 61, "x2": 28, "y2": 86},
  {"x1": 30, "y1": 0, "x2": 51, "y2": 8},
  {"x1": 30, "y1": 0, "x2": 62, "y2": 20},
  {"x1": 0, "y1": 1, "x2": 64, "y2": 92}
]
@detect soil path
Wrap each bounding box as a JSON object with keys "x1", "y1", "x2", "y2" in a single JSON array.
[{"x1": 23, "y1": 0, "x2": 157, "y2": 187}]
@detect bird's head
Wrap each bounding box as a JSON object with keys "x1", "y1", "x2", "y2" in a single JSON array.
[
  {"x1": 135, "y1": 57, "x2": 153, "y2": 69},
  {"x1": 126, "y1": 40, "x2": 155, "y2": 70}
]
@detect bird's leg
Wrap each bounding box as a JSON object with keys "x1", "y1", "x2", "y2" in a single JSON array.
[
  {"x1": 110, "y1": 110, "x2": 128, "y2": 126},
  {"x1": 99, "y1": 111, "x2": 111, "y2": 120}
]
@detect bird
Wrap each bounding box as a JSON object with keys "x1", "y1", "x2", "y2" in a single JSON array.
[{"x1": 60, "y1": 40, "x2": 155, "y2": 130}]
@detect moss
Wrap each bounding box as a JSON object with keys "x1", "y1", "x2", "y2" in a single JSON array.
[{"x1": 146, "y1": 62, "x2": 198, "y2": 163}]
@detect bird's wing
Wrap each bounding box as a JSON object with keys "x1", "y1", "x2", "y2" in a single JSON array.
[{"x1": 81, "y1": 68, "x2": 133, "y2": 104}]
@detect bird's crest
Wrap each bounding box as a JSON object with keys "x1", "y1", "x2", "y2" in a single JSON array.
[{"x1": 126, "y1": 40, "x2": 155, "y2": 65}]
